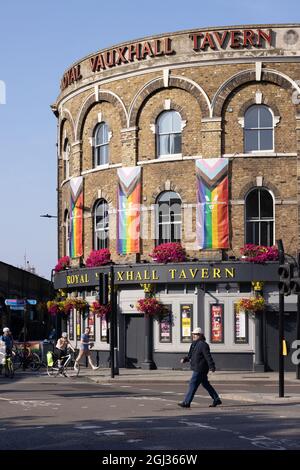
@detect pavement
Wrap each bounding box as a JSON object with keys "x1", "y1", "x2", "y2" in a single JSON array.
[{"x1": 71, "y1": 367, "x2": 300, "y2": 404}]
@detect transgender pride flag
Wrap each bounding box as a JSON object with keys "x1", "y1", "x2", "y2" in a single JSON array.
[
  {"x1": 117, "y1": 167, "x2": 141, "y2": 254},
  {"x1": 70, "y1": 176, "x2": 83, "y2": 258},
  {"x1": 196, "y1": 158, "x2": 229, "y2": 250}
]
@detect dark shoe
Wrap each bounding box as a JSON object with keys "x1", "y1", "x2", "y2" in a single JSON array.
[
  {"x1": 209, "y1": 398, "x2": 222, "y2": 407},
  {"x1": 177, "y1": 402, "x2": 190, "y2": 408}
]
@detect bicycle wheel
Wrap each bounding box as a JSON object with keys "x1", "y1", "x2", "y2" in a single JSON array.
[
  {"x1": 12, "y1": 352, "x2": 22, "y2": 371},
  {"x1": 4, "y1": 358, "x2": 14, "y2": 378},
  {"x1": 65, "y1": 361, "x2": 80, "y2": 377},
  {"x1": 29, "y1": 353, "x2": 42, "y2": 371},
  {"x1": 46, "y1": 359, "x2": 60, "y2": 377}
]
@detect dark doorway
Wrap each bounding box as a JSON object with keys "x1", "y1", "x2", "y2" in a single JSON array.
[
  {"x1": 265, "y1": 310, "x2": 297, "y2": 371},
  {"x1": 125, "y1": 314, "x2": 144, "y2": 368}
]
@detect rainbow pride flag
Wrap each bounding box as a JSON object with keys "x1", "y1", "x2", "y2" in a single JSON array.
[
  {"x1": 196, "y1": 158, "x2": 229, "y2": 250},
  {"x1": 117, "y1": 167, "x2": 141, "y2": 254},
  {"x1": 70, "y1": 176, "x2": 83, "y2": 258}
]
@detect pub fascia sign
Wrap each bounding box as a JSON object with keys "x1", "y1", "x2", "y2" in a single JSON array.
[
  {"x1": 64, "y1": 266, "x2": 236, "y2": 287},
  {"x1": 61, "y1": 28, "x2": 273, "y2": 90}
]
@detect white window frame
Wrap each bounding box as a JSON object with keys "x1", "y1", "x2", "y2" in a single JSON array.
[
  {"x1": 94, "y1": 122, "x2": 109, "y2": 167},
  {"x1": 244, "y1": 187, "x2": 275, "y2": 246},
  {"x1": 243, "y1": 105, "x2": 275, "y2": 154},
  {"x1": 156, "y1": 191, "x2": 182, "y2": 245},
  {"x1": 94, "y1": 199, "x2": 109, "y2": 250},
  {"x1": 156, "y1": 110, "x2": 182, "y2": 158}
]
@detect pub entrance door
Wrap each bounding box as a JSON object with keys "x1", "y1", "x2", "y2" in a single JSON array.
[{"x1": 125, "y1": 314, "x2": 144, "y2": 368}]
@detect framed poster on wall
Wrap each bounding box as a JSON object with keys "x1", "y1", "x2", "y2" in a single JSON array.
[
  {"x1": 68, "y1": 310, "x2": 74, "y2": 340},
  {"x1": 180, "y1": 304, "x2": 193, "y2": 343},
  {"x1": 88, "y1": 311, "x2": 95, "y2": 341},
  {"x1": 76, "y1": 310, "x2": 81, "y2": 340},
  {"x1": 100, "y1": 316, "x2": 108, "y2": 342},
  {"x1": 234, "y1": 304, "x2": 249, "y2": 344},
  {"x1": 210, "y1": 304, "x2": 224, "y2": 343},
  {"x1": 159, "y1": 305, "x2": 172, "y2": 343}
]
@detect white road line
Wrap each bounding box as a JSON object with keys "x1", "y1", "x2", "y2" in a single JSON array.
[
  {"x1": 94, "y1": 429, "x2": 125, "y2": 436},
  {"x1": 75, "y1": 425, "x2": 102, "y2": 430}
]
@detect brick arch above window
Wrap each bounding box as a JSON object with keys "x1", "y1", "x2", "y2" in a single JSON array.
[
  {"x1": 59, "y1": 112, "x2": 75, "y2": 153},
  {"x1": 212, "y1": 68, "x2": 300, "y2": 117},
  {"x1": 129, "y1": 75, "x2": 210, "y2": 127},
  {"x1": 238, "y1": 180, "x2": 281, "y2": 200},
  {"x1": 90, "y1": 192, "x2": 113, "y2": 214},
  {"x1": 151, "y1": 182, "x2": 186, "y2": 204},
  {"x1": 149, "y1": 102, "x2": 188, "y2": 127},
  {"x1": 75, "y1": 90, "x2": 128, "y2": 141}
]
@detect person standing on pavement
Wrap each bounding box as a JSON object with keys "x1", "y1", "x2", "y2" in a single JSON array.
[
  {"x1": 178, "y1": 327, "x2": 222, "y2": 408},
  {"x1": 74, "y1": 327, "x2": 99, "y2": 371}
]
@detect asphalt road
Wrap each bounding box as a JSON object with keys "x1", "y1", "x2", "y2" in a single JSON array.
[{"x1": 0, "y1": 374, "x2": 299, "y2": 451}]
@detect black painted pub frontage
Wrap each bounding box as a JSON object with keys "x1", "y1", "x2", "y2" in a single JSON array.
[{"x1": 54, "y1": 261, "x2": 297, "y2": 371}]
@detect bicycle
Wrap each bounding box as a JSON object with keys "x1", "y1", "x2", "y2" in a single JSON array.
[
  {"x1": 13, "y1": 345, "x2": 42, "y2": 371},
  {"x1": 46, "y1": 349, "x2": 80, "y2": 378},
  {"x1": 0, "y1": 351, "x2": 14, "y2": 378}
]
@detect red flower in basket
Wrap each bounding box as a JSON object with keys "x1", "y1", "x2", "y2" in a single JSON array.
[
  {"x1": 240, "y1": 244, "x2": 278, "y2": 263},
  {"x1": 91, "y1": 301, "x2": 111, "y2": 317},
  {"x1": 150, "y1": 242, "x2": 186, "y2": 264},
  {"x1": 54, "y1": 256, "x2": 70, "y2": 272},
  {"x1": 136, "y1": 297, "x2": 169, "y2": 318},
  {"x1": 86, "y1": 249, "x2": 111, "y2": 267}
]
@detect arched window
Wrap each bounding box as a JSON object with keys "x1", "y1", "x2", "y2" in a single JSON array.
[
  {"x1": 244, "y1": 105, "x2": 274, "y2": 152},
  {"x1": 94, "y1": 122, "x2": 109, "y2": 167},
  {"x1": 94, "y1": 199, "x2": 109, "y2": 249},
  {"x1": 63, "y1": 138, "x2": 70, "y2": 179},
  {"x1": 245, "y1": 188, "x2": 274, "y2": 246},
  {"x1": 156, "y1": 111, "x2": 182, "y2": 157},
  {"x1": 156, "y1": 191, "x2": 182, "y2": 245},
  {"x1": 64, "y1": 210, "x2": 70, "y2": 257}
]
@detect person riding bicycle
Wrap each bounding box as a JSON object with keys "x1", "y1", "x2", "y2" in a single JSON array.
[
  {"x1": 55, "y1": 332, "x2": 75, "y2": 369},
  {"x1": 0, "y1": 327, "x2": 14, "y2": 356}
]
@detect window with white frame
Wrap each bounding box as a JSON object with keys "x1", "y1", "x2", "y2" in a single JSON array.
[
  {"x1": 63, "y1": 138, "x2": 70, "y2": 179},
  {"x1": 94, "y1": 199, "x2": 109, "y2": 249},
  {"x1": 94, "y1": 122, "x2": 109, "y2": 167},
  {"x1": 64, "y1": 210, "x2": 70, "y2": 257},
  {"x1": 245, "y1": 188, "x2": 274, "y2": 246},
  {"x1": 156, "y1": 110, "x2": 182, "y2": 157},
  {"x1": 156, "y1": 191, "x2": 182, "y2": 245},
  {"x1": 244, "y1": 105, "x2": 274, "y2": 152}
]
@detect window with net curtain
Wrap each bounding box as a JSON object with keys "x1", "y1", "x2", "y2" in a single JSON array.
[
  {"x1": 245, "y1": 188, "x2": 274, "y2": 246},
  {"x1": 156, "y1": 110, "x2": 182, "y2": 157},
  {"x1": 64, "y1": 210, "x2": 70, "y2": 257},
  {"x1": 63, "y1": 138, "x2": 70, "y2": 179},
  {"x1": 244, "y1": 105, "x2": 274, "y2": 153},
  {"x1": 156, "y1": 191, "x2": 182, "y2": 245},
  {"x1": 94, "y1": 199, "x2": 109, "y2": 249},
  {"x1": 94, "y1": 122, "x2": 109, "y2": 166}
]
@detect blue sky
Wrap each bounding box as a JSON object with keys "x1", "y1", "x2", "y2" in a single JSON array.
[{"x1": 0, "y1": 0, "x2": 299, "y2": 279}]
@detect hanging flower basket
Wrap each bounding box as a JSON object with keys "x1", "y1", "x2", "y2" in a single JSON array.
[
  {"x1": 59, "y1": 299, "x2": 75, "y2": 314},
  {"x1": 54, "y1": 256, "x2": 70, "y2": 272},
  {"x1": 237, "y1": 296, "x2": 265, "y2": 313},
  {"x1": 90, "y1": 301, "x2": 111, "y2": 318},
  {"x1": 149, "y1": 242, "x2": 186, "y2": 264},
  {"x1": 136, "y1": 297, "x2": 169, "y2": 319},
  {"x1": 73, "y1": 298, "x2": 88, "y2": 311},
  {"x1": 46, "y1": 301, "x2": 60, "y2": 316},
  {"x1": 240, "y1": 244, "x2": 278, "y2": 263},
  {"x1": 85, "y1": 249, "x2": 111, "y2": 267}
]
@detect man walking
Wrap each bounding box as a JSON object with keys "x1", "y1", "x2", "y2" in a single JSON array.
[{"x1": 178, "y1": 327, "x2": 222, "y2": 408}]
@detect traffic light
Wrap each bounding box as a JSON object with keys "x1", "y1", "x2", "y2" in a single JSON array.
[
  {"x1": 290, "y1": 276, "x2": 300, "y2": 294},
  {"x1": 278, "y1": 263, "x2": 293, "y2": 295},
  {"x1": 99, "y1": 272, "x2": 109, "y2": 305}
]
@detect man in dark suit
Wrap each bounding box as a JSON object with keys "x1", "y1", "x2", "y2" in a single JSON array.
[{"x1": 178, "y1": 327, "x2": 222, "y2": 408}]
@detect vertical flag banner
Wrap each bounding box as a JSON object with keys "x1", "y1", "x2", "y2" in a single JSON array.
[
  {"x1": 196, "y1": 158, "x2": 229, "y2": 249},
  {"x1": 117, "y1": 167, "x2": 141, "y2": 254},
  {"x1": 70, "y1": 176, "x2": 83, "y2": 258}
]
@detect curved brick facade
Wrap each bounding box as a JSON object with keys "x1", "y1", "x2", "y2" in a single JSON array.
[{"x1": 52, "y1": 25, "x2": 300, "y2": 370}]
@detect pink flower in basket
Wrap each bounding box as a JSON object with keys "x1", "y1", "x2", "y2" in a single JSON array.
[
  {"x1": 47, "y1": 301, "x2": 60, "y2": 316},
  {"x1": 86, "y1": 249, "x2": 111, "y2": 267},
  {"x1": 91, "y1": 301, "x2": 111, "y2": 317},
  {"x1": 54, "y1": 256, "x2": 70, "y2": 272},
  {"x1": 136, "y1": 297, "x2": 169, "y2": 318},
  {"x1": 149, "y1": 242, "x2": 186, "y2": 264},
  {"x1": 240, "y1": 244, "x2": 278, "y2": 263}
]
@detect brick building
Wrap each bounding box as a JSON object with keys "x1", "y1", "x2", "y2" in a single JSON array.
[{"x1": 52, "y1": 24, "x2": 300, "y2": 371}]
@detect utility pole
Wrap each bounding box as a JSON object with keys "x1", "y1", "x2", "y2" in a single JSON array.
[{"x1": 277, "y1": 239, "x2": 285, "y2": 397}]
